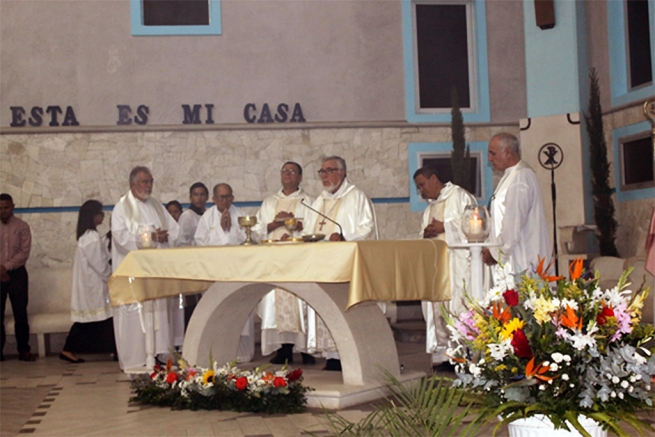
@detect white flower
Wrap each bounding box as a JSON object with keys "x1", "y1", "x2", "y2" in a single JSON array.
[
  {"x1": 560, "y1": 298, "x2": 578, "y2": 311},
  {"x1": 570, "y1": 384, "x2": 575, "y2": 388},
  {"x1": 612, "y1": 376, "x2": 620, "y2": 384},
  {"x1": 621, "y1": 380, "x2": 629, "y2": 389},
  {"x1": 633, "y1": 352, "x2": 648, "y2": 365},
  {"x1": 619, "y1": 392, "x2": 624, "y2": 399},
  {"x1": 539, "y1": 385, "x2": 546, "y2": 391},
  {"x1": 563, "y1": 355, "x2": 571, "y2": 362},
  {"x1": 611, "y1": 391, "x2": 616, "y2": 398},
  {"x1": 550, "y1": 363, "x2": 559, "y2": 372},
  {"x1": 468, "y1": 363, "x2": 482, "y2": 377},
  {"x1": 551, "y1": 352, "x2": 564, "y2": 363},
  {"x1": 488, "y1": 339, "x2": 512, "y2": 361},
  {"x1": 562, "y1": 374, "x2": 569, "y2": 381}
]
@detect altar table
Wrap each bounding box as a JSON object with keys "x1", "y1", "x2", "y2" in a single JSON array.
[{"x1": 109, "y1": 239, "x2": 450, "y2": 387}]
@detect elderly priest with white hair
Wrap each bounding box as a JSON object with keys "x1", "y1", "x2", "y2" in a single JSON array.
[
  {"x1": 111, "y1": 166, "x2": 181, "y2": 371},
  {"x1": 302, "y1": 155, "x2": 378, "y2": 371}
]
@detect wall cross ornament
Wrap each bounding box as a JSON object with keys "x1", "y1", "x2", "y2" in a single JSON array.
[{"x1": 538, "y1": 142, "x2": 564, "y2": 275}]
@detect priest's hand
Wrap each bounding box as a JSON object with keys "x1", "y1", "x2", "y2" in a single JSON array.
[
  {"x1": 268, "y1": 211, "x2": 294, "y2": 233},
  {"x1": 482, "y1": 248, "x2": 497, "y2": 266},
  {"x1": 328, "y1": 232, "x2": 343, "y2": 241},
  {"x1": 423, "y1": 218, "x2": 444, "y2": 239},
  {"x1": 154, "y1": 228, "x2": 169, "y2": 244},
  {"x1": 221, "y1": 210, "x2": 231, "y2": 231}
]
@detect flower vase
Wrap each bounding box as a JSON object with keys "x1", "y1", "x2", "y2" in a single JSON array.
[{"x1": 507, "y1": 415, "x2": 607, "y2": 437}]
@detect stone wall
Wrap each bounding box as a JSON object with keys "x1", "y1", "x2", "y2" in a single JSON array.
[{"x1": 2, "y1": 123, "x2": 514, "y2": 271}]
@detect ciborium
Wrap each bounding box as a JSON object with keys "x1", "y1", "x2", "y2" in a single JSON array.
[
  {"x1": 238, "y1": 215, "x2": 258, "y2": 245},
  {"x1": 284, "y1": 217, "x2": 304, "y2": 242}
]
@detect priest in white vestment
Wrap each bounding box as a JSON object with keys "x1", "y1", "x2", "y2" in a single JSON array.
[
  {"x1": 302, "y1": 156, "x2": 378, "y2": 371},
  {"x1": 414, "y1": 166, "x2": 476, "y2": 372},
  {"x1": 177, "y1": 182, "x2": 209, "y2": 327},
  {"x1": 193, "y1": 183, "x2": 254, "y2": 362},
  {"x1": 253, "y1": 162, "x2": 316, "y2": 365},
  {"x1": 482, "y1": 133, "x2": 552, "y2": 281},
  {"x1": 111, "y1": 166, "x2": 181, "y2": 371}
]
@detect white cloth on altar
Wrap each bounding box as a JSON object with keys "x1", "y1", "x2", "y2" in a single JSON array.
[
  {"x1": 303, "y1": 178, "x2": 379, "y2": 359},
  {"x1": 418, "y1": 182, "x2": 476, "y2": 364},
  {"x1": 111, "y1": 191, "x2": 182, "y2": 370},
  {"x1": 194, "y1": 205, "x2": 247, "y2": 247},
  {"x1": 193, "y1": 204, "x2": 255, "y2": 363},
  {"x1": 177, "y1": 209, "x2": 202, "y2": 247},
  {"x1": 489, "y1": 160, "x2": 552, "y2": 280},
  {"x1": 253, "y1": 188, "x2": 315, "y2": 356},
  {"x1": 71, "y1": 230, "x2": 113, "y2": 323}
]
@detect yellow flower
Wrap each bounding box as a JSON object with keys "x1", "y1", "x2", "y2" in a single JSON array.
[
  {"x1": 202, "y1": 370, "x2": 215, "y2": 385},
  {"x1": 533, "y1": 297, "x2": 557, "y2": 324},
  {"x1": 495, "y1": 364, "x2": 508, "y2": 372},
  {"x1": 500, "y1": 318, "x2": 525, "y2": 340}
]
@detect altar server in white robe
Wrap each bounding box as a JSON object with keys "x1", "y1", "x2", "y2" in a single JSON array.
[
  {"x1": 252, "y1": 162, "x2": 316, "y2": 365},
  {"x1": 194, "y1": 183, "x2": 255, "y2": 362},
  {"x1": 177, "y1": 182, "x2": 209, "y2": 327},
  {"x1": 414, "y1": 166, "x2": 476, "y2": 372},
  {"x1": 111, "y1": 166, "x2": 181, "y2": 371},
  {"x1": 482, "y1": 132, "x2": 552, "y2": 280},
  {"x1": 302, "y1": 156, "x2": 378, "y2": 371}
]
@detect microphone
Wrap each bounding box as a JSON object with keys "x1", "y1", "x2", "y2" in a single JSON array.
[{"x1": 300, "y1": 199, "x2": 344, "y2": 241}]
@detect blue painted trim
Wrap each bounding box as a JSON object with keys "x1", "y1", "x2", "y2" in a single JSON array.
[
  {"x1": 407, "y1": 141, "x2": 493, "y2": 212},
  {"x1": 612, "y1": 121, "x2": 655, "y2": 202},
  {"x1": 402, "y1": 0, "x2": 490, "y2": 123},
  {"x1": 607, "y1": 0, "x2": 655, "y2": 107},
  {"x1": 14, "y1": 197, "x2": 413, "y2": 215},
  {"x1": 131, "y1": 0, "x2": 222, "y2": 36}
]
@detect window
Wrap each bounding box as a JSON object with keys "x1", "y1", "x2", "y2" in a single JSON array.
[
  {"x1": 612, "y1": 121, "x2": 654, "y2": 202},
  {"x1": 607, "y1": 0, "x2": 654, "y2": 106},
  {"x1": 408, "y1": 141, "x2": 493, "y2": 212},
  {"x1": 619, "y1": 134, "x2": 654, "y2": 191},
  {"x1": 402, "y1": 0, "x2": 490, "y2": 123},
  {"x1": 131, "y1": 0, "x2": 221, "y2": 36},
  {"x1": 626, "y1": 0, "x2": 653, "y2": 90}
]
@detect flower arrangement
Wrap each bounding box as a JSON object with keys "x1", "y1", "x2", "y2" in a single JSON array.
[
  {"x1": 131, "y1": 356, "x2": 312, "y2": 414},
  {"x1": 443, "y1": 258, "x2": 655, "y2": 437}
]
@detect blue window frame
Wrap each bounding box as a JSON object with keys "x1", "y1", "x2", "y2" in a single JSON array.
[
  {"x1": 612, "y1": 121, "x2": 655, "y2": 202},
  {"x1": 131, "y1": 0, "x2": 221, "y2": 36},
  {"x1": 408, "y1": 141, "x2": 493, "y2": 212},
  {"x1": 607, "y1": 0, "x2": 654, "y2": 107},
  {"x1": 402, "y1": 0, "x2": 490, "y2": 123}
]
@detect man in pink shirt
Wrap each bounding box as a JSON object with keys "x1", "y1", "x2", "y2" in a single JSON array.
[{"x1": 0, "y1": 193, "x2": 35, "y2": 361}]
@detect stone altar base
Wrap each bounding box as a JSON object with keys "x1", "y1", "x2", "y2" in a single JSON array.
[{"x1": 298, "y1": 368, "x2": 426, "y2": 410}]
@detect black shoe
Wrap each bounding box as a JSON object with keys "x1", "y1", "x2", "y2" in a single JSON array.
[
  {"x1": 432, "y1": 362, "x2": 455, "y2": 373},
  {"x1": 323, "y1": 358, "x2": 342, "y2": 371},
  {"x1": 301, "y1": 353, "x2": 316, "y2": 365},
  {"x1": 59, "y1": 353, "x2": 85, "y2": 364},
  {"x1": 18, "y1": 352, "x2": 36, "y2": 362},
  {"x1": 270, "y1": 344, "x2": 294, "y2": 364}
]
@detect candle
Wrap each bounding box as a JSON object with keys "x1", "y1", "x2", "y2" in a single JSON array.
[
  {"x1": 140, "y1": 232, "x2": 153, "y2": 248},
  {"x1": 470, "y1": 207, "x2": 482, "y2": 235}
]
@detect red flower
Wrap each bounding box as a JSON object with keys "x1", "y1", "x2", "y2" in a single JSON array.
[
  {"x1": 273, "y1": 377, "x2": 287, "y2": 388},
  {"x1": 165, "y1": 372, "x2": 178, "y2": 384},
  {"x1": 511, "y1": 329, "x2": 533, "y2": 359},
  {"x1": 597, "y1": 305, "x2": 615, "y2": 326},
  {"x1": 287, "y1": 368, "x2": 303, "y2": 382},
  {"x1": 235, "y1": 376, "x2": 248, "y2": 391},
  {"x1": 150, "y1": 371, "x2": 158, "y2": 380},
  {"x1": 503, "y1": 289, "x2": 519, "y2": 307}
]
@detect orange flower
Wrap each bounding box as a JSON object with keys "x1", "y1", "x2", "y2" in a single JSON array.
[
  {"x1": 525, "y1": 357, "x2": 555, "y2": 382},
  {"x1": 560, "y1": 305, "x2": 582, "y2": 330},
  {"x1": 569, "y1": 258, "x2": 584, "y2": 281},
  {"x1": 536, "y1": 256, "x2": 564, "y2": 282},
  {"x1": 492, "y1": 301, "x2": 511, "y2": 324}
]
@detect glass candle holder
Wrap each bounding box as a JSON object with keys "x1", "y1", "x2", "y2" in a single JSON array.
[
  {"x1": 461, "y1": 205, "x2": 489, "y2": 243},
  {"x1": 136, "y1": 225, "x2": 157, "y2": 249}
]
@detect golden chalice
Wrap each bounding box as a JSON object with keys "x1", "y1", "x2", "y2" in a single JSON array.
[
  {"x1": 238, "y1": 215, "x2": 258, "y2": 245},
  {"x1": 284, "y1": 217, "x2": 303, "y2": 242}
]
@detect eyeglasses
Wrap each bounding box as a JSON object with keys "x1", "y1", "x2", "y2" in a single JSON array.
[
  {"x1": 318, "y1": 167, "x2": 342, "y2": 175},
  {"x1": 215, "y1": 195, "x2": 233, "y2": 200},
  {"x1": 280, "y1": 169, "x2": 297, "y2": 175}
]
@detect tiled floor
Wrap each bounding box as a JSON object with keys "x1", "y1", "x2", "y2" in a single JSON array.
[{"x1": 1, "y1": 341, "x2": 653, "y2": 437}]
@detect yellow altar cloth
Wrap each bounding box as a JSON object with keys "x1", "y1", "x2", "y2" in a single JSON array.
[{"x1": 108, "y1": 239, "x2": 450, "y2": 310}]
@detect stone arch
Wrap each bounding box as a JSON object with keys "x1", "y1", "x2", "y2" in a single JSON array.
[{"x1": 183, "y1": 281, "x2": 399, "y2": 385}]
